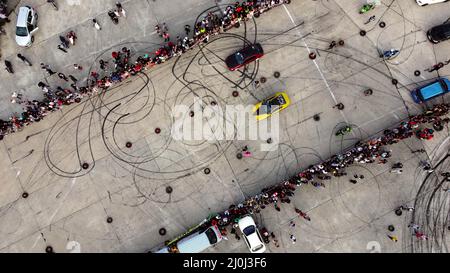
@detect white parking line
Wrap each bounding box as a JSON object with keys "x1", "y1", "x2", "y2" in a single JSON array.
[{"x1": 282, "y1": 5, "x2": 351, "y2": 125}]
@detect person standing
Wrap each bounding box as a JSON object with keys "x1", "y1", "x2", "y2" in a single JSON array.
[
  {"x1": 90, "y1": 71, "x2": 99, "y2": 80},
  {"x1": 99, "y1": 59, "x2": 108, "y2": 70},
  {"x1": 17, "y1": 54, "x2": 31, "y2": 65},
  {"x1": 73, "y1": 64, "x2": 83, "y2": 70},
  {"x1": 11, "y1": 92, "x2": 23, "y2": 104},
  {"x1": 93, "y1": 19, "x2": 102, "y2": 30},
  {"x1": 41, "y1": 63, "x2": 56, "y2": 75},
  {"x1": 295, "y1": 208, "x2": 311, "y2": 221},
  {"x1": 163, "y1": 32, "x2": 170, "y2": 42},
  {"x1": 414, "y1": 231, "x2": 428, "y2": 241},
  {"x1": 289, "y1": 220, "x2": 295, "y2": 228},
  {"x1": 289, "y1": 234, "x2": 296, "y2": 244},
  {"x1": 58, "y1": 73, "x2": 69, "y2": 81},
  {"x1": 155, "y1": 24, "x2": 162, "y2": 37},
  {"x1": 400, "y1": 205, "x2": 415, "y2": 212},
  {"x1": 390, "y1": 163, "x2": 403, "y2": 174},
  {"x1": 116, "y1": 2, "x2": 126, "y2": 17},
  {"x1": 390, "y1": 168, "x2": 403, "y2": 174},
  {"x1": 184, "y1": 24, "x2": 191, "y2": 35},
  {"x1": 408, "y1": 223, "x2": 420, "y2": 233}
]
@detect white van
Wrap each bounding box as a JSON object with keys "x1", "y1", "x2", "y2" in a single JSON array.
[{"x1": 154, "y1": 225, "x2": 223, "y2": 253}]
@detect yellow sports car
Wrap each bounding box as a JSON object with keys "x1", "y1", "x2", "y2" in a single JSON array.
[{"x1": 253, "y1": 92, "x2": 291, "y2": 121}]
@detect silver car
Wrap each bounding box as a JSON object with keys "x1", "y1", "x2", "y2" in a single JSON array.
[{"x1": 15, "y1": 6, "x2": 38, "y2": 47}]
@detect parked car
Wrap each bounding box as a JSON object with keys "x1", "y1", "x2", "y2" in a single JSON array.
[
  {"x1": 427, "y1": 22, "x2": 450, "y2": 43},
  {"x1": 410, "y1": 77, "x2": 450, "y2": 103},
  {"x1": 238, "y1": 216, "x2": 266, "y2": 253},
  {"x1": 15, "y1": 6, "x2": 38, "y2": 47},
  {"x1": 253, "y1": 92, "x2": 291, "y2": 121},
  {"x1": 416, "y1": 0, "x2": 448, "y2": 6},
  {"x1": 153, "y1": 224, "x2": 223, "y2": 253},
  {"x1": 225, "y1": 43, "x2": 264, "y2": 71}
]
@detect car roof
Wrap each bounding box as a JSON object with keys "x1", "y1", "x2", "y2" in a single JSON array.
[
  {"x1": 177, "y1": 233, "x2": 212, "y2": 253},
  {"x1": 240, "y1": 43, "x2": 262, "y2": 55},
  {"x1": 433, "y1": 23, "x2": 450, "y2": 30},
  {"x1": 419, "y1": 80, "x2": 445, "y2": 100},
  {"x1": 17, "y1": 7, "x2": 31, "y2": 27},
  {"x1": 246, "y1": 232, "x2": 262, "y2": 246},
  {"x1": 238, "y1": 216, "x2": 255, "y2": 229},
  {"x1": 177, "y1": 227, "x2": 219, "y2": 253},
  {"x1": 431, "y1": 23, "x2": 450, "y2": 35}
]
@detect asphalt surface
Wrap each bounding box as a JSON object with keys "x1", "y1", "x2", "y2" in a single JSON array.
[{"x1": 0, "y1": 0, "x2": 449, "y2": 253}]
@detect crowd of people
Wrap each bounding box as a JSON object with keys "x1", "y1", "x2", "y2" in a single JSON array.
[
  {"x1": 187, "y1": 103, "x2": 450, "y2": 248},
  {"x1": 0, "y1": 0, "x2": 290, "y2": 141},
  {"x1": 0, "y1": 1, "x2": 8, "y2": 24}
]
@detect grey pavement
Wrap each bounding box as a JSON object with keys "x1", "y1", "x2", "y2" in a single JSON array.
[{"x1": 0, "y1": 0, "x2": 449, "y2": 253}]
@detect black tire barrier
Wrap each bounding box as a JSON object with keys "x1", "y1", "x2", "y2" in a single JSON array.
[
  {"x1": 414, "y1": 70, "x2": 421, "y2": 76},
  {"x1": 159, "y1": 228, "x2": 167, "y2": 236},
  {"x1": 379, "y1": 22, "x2": 386, "y2": 28},
  {"x1": 395, "y1": 209, "x2": 403, "y2": 216},
  {"x1": 309, "y1": 52, "x2": 316, "y2": 60},
  {"x1": 82, "y1": 163, "x2": 89, "y2": 169},
  {"x1": 22, "y1": 192, "x2": 29, "y2": 198},
  {"x1": 392, "y1": 79, "x2": 398, "y2": 85},
  {"x1": 388, "y1": 225, "x2": 395, "y2": 232},
  {"x1": 45, "y1": 246, "x2": 53, "y2": 253},
  {"x1": 313, "y1": 114, "x2": 320, "y2": 121},
  {"x1": 107, "y1": 217, "x2": 113, "y2": 223},
  {"x1": 232, "y1": 91, "x2": 239, "y2": 97},
  {"x1": 235, "y1": 22, "x2": 240, "y2": 28},
  {"x1": 274, "y1": 71, "x2": 281, "y2": 78},
  {"x1": 204, "y1": 168, "x2": 211, "y2": 175},
  {"x1": 360, "y1": 30, "x2": 366, "y2": 36},
  {"x1": 267, "y1": 138, "x2": 273, "y2": 144},
  {"x1": 155, "y1": 128, "x2": 161, "y2": 134},
  {"x1": 433, "y1": 123, "x2": 444, "y2": 131},
  {"x1": 189, "y1": 111, "x2": 194, "y2": 117},
  {"x1": 237, "y1": 153, "x2": 243, "y2": 159},
  {"x1": 166, "y1": 186, "x2": 173, "y2": 194},
  {"x1": 336, "y1": 103, "x2": 345, "y2": 110},
  {"x1": 211, "y1": 101, "x2": 217, "y2": 106},
  {"x1": 260, "y1": 77, "x2": 267, "y2": 83},
  {"x1": 338, "y1": 40, "x2": 345, "y2": 46},
  {"x1": 254, "y1": 12, "x2": 260, "y2": 18},
  {"x1": 285, "y1": 0, "x2": 291, "y2": 4},
  {"x1": 125, "y1": 142, "x2": 132, "y2": 148},
  {"x1": 438, "y1": 62, "x2": 444, "y2": 68},
  {"x1": 364, "y1": 89, "x2": 373, "y2": 96}
]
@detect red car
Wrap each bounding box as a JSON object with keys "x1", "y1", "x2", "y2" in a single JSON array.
[{"x1": 225, "y1": 43, "x2": 264, "y2": 71}]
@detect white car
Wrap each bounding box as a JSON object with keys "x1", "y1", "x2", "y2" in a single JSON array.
[
  {"x1": 238, "y1": 216, "x2": 266, "y2": 253},
  {"x1": 416, "y1": 0, "x2": 448, "y2": 6},
  {"x1": 15, "y1": 6, "x2": 38, "y2": 47}
]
